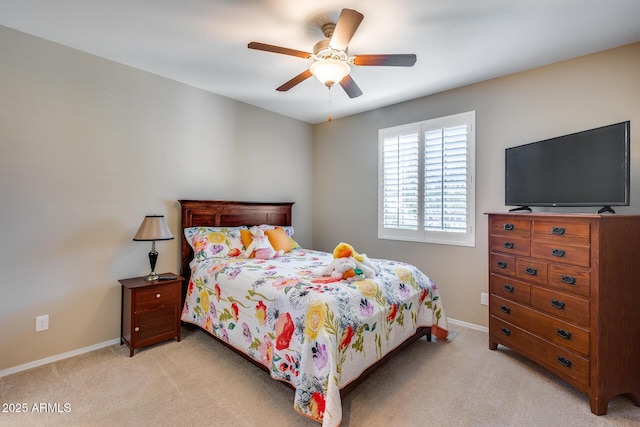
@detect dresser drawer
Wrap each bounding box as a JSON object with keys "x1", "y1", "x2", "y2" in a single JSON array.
[
  {"x1": 531, "y1": 240, "x2": 590, "y2": 267},
  {"x1": 532, "y1": 220, "x2": 590, "y2": 245},
  {"x1": 490, "y1": 253, "x2": 516, "y2": 277},
  {"x1": 515, "y1": 257, "x2": 548, "y2": 286},
  {"x1": 531, "y1": 287, "x2": 590, "y2": 327},
  {"x1": 490, "y1": 217, "x2": 531, "y2": 238},
  {"x1": 548, "y1": 264, "x2": 590, "y2": 298},
  {"x1": 490, "y1": 274, "x2": 531, "y2": 305},
  {"x1": 491, "y1": 295, "x2": 590, "y2": 357},
  {"x1": 491, "y1": 317, "x2": 589, "y2": 389},
  {"x1": 135, "y1": 283, "x2": 181, "y2": 309},
  {"x1": 490, "y1": 236, "x2": 530, "y2": 256}
]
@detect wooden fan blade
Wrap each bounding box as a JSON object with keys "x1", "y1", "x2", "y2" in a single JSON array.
[
  {"x1": 329, "y1": 9, "x2": 364, "y2": 51},
  {"x1": 353, "y1": 54, "x2": 417, "y2": 67},
  {"x1": 248, "y1": 42, "x2": 311, "y2": 59},
  {"x1": 339, "y1": 75, "x2": 363, "y2": 98},
  {"x1": 276, "y1": 69, "x2": 313, "y2": 92}
]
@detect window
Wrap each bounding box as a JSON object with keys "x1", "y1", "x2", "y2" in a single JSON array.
[{"x1": 378, "y1": 111, "x2": 475, "y2": 247}]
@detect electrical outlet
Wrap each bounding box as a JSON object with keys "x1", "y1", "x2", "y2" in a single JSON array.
[
  {"x1": 36, "y1": 314, "x2": 49, "y2": 332},
  {"x1": 480, "y1": 292, "x2": 489, "y2": 306}
]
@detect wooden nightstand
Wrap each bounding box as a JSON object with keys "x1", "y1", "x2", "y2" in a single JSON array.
[{"x1": 119, "y1": 273, "x2": 183, "y2": 357}]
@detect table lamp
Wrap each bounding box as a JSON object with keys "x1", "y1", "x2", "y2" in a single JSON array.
[{"x1": 133, "y1": 215, "x2": 174, "y2": 280}]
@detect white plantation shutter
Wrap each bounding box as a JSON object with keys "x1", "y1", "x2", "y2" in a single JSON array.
[
  {"x1": 379, "y1": 111, "x2": 475, "y2": 246},
  {"x1": 382, "y1": 128, "x2": 419, "y2": 230},
  {"x1": 424, "y1": 125, "x2": 468, "y2": 232}
]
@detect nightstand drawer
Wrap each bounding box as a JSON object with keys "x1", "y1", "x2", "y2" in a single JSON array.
[{"x1": 135, "y1": 283, "x2": 180, "y2": 308}]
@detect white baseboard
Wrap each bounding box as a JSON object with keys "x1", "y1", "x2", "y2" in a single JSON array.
[
  {"x1": 0, "y1": 338, "x2": 120, "y2": 378},
  {"x1": 447, "y1": 317, "x2": 488, "y2": 333}
]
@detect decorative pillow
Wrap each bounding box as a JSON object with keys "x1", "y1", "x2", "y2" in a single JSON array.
[
  {"x1": 240, "y1": 228, "x2": 253, "y2": 249},
  {"x1": 240, "y1": 228, "x2": 261, "y2": 258},
  {"x1": 184, "y1": 226, "x2": 247, "y2": 260},
  {"x1": 265, "y1": 227, "x2": 293, "y2": 253},
  {"x1": 259, "y1": 225, "x2": 301, "y2": 250},
  {"x1": 289, "y1": 236, "x2": 301, "y2": 250}
]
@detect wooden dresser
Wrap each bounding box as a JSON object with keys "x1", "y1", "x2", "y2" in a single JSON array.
[{"x1": 487, "y1": 213, "x2": 640, "y2": 415}]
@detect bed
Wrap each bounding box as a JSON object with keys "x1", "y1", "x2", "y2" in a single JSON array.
[{"x1": 178, "y1": 200, "x2": 448, "y2": 426}]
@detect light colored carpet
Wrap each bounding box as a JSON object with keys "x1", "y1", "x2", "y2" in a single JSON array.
[{"x1": 1, "y1": 325, "x2": 639, "y2": 426}]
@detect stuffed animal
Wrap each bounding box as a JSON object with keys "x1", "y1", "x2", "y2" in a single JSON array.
[
  {"x1": 332, "y1": 242, "x2": 380, "y2": 277},
  {"x1": 316, "y1": 257, "x2": 365, "y2": 282},
  {"x1": 243, "y1": 226, "x2": 284, "y2": 259}
]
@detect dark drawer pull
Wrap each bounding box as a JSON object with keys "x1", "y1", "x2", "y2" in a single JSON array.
[
  {"x1": 500, "y1": 305, "x2": 511, "y2": 314},
  {"x1": 504, "y1": 285, "x2": 515, "y2": 293},
  {"x1": 552, "y1": 227, "x2": 566, "y2": 235},
  {"x1": 552, "y1": 248, "x2": 566, "y2": 257},
  {"x1": 561, "y1": 275, "x2": 576, "y2": 285},
  {"x1": 501, "y1": 327, "x2": 511, "y2": 336},
  {"x1": 503, "y1": 223, "x2": 514, "y2": 231},
  {"x1": 497, "y1": 261, "x2": 507, "y2": 269},
  {"x1": 557, "y1": 329, "x2": 572, "y2": 340},
  {"x1": 525, "y1": 267, "x2": 537, "y2": 276},
  {"x1": 557, "y1": 356, "x2": 572, "y2": 368},
  {"x1": 504, "y1": 242, "x2": 514, "y2": 249},
  {"x1": 551, "y1": 299, "x2": 566, "y2": 310}
]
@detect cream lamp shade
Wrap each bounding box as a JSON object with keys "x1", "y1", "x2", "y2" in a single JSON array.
[{"x1": 133, "y1": 215, "x2": 174, "y2": 281}]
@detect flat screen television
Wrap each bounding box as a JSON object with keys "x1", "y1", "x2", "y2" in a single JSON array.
[{"x1": 505, "y1": 121, "x2": 630, "y2": 213}]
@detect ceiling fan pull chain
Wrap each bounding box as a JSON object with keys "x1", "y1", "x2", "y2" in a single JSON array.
[{"x1": 327, "y1": 86, "x2": 333, "y2": 122}]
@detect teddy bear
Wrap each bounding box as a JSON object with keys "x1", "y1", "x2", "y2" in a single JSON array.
[
  {"x1": 243, "y1": 226, "x2": 284, "y2": 259},
  {"x1": 315, "y1": 257, "x2": 365, "y2": 282},
  {"x1": 332, "y1": 242, "x2": 380, "y2": 277}
]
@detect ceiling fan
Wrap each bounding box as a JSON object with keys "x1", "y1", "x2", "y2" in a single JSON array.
[{"x1": 248, "y1": 8, "x2": 417, "y2": 98}]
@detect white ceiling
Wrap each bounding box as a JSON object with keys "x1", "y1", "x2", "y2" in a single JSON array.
[{"x1": 2, "y1": 0, "x2": 640, "y2": 124}]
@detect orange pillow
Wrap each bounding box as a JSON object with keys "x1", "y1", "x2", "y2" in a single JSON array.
[
  {"x1": 265, "y1": 227, "x2": 293, "y2": 253},
  {"x1": 240, "y1": 229, "x2": 253, "y2": 249},
  {"x1": 288, "y1": 236, "x2": 300, "y2": 249}
]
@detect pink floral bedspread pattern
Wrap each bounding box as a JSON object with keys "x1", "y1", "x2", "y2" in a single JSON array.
[{"x1": 181, "y1": 249, "x2": 447, "y2": 426}]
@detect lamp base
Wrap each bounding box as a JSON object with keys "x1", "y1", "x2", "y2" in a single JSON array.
[
  {"x1": 144, "y1": 272, "x2": 160, "y2": 281},
  {"x1": 145, "y1": 248, "x2": 159, "y2": 281}
]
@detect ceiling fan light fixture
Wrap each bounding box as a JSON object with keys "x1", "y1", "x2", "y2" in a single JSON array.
[
  {"x1": 310, "y1": 59, "x2": 350, "y2": 87},
  {"x1": 248, "y1": 8, "x2": 414, "y2": 98}
]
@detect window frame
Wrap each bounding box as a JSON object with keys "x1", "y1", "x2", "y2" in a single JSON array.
[{"x1": 377, "y1": 111, "x2": 476, "y2": 247}]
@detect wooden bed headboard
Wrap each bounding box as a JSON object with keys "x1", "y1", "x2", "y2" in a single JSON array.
[{"x1": 178, "y1": 200, "x2": 294, "y2": 294}]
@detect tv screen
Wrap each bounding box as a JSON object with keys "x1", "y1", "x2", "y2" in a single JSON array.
[{"x1": 505, "y1": 121, "x2": 630, "y2": 211}]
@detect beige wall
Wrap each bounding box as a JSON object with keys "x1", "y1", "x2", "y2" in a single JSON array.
[
  {"x1": 0, "y1": 26, "x2": 313, "y2": 371},
  {"x1": 313, "y1": 42, "x2": 640, "y2": 328}
]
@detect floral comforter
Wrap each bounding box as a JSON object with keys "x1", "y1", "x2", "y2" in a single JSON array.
[{"x1": 181, "y1": 248, "x2": 448, "y2": 426}]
